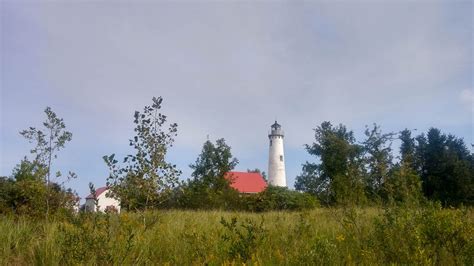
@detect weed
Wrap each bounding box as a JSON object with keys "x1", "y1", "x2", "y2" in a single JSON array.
[{"x1": 220, "y1": 216, "x2": 266, "y2": 262}]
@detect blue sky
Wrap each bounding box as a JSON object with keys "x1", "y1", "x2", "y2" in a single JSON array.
[{"x1": 1, "y1": 1, "x2": 472, "y2": 199}]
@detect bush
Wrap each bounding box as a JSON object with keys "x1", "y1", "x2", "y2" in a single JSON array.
[
  {"x1": 246, "y1": 186, "x2": 319, "y2": 212},
  {"x1": 176, "y1": 179, "x2": 242, "y2": 210},
  {"x1": 219, "y1": 216, "x2": 266, "y2": 262},
  {"x1": 0, "y1": 160, "x2": 78, "y2": 219},
  {"x1": 372, "y1": 203, "x2": 473, "y2": 265},
  {"x1": 0, "y1": 176, "x2": 77, "y2": 219}
]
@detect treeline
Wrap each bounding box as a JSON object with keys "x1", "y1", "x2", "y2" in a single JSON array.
[
  {"x1": 0, "y1": 97, "x2": 473, "y2": 218},
  {"x1": 296, "y1": 122, "x2": 474, "y2": 206}
]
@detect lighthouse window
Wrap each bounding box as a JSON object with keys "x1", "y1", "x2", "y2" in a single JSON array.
[
  {"x1": 270, "y1": 140, "x2": 272, "y2": 146},
  {"x1": 280, "y1": 155, "x2": 283, "y2": 161}
]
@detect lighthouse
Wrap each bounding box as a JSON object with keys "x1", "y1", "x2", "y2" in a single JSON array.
[{"x1": 268, "y1": 121, "x2": 287, "y2": 187}]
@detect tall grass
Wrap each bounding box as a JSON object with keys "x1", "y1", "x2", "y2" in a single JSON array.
[{"x1": 1, "y1": 205, "x2": 472, "y2": 265}]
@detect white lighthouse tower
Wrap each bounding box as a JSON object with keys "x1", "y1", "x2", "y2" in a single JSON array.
[{"x1": 268, "y1": 121, "x2": 287, "y2": 187}]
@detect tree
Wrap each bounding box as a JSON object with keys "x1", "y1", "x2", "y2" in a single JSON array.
[
  {"x1": 383, "y1": 129, "x2": 423, "y2": 205},
  {"x1": 415, "y1": 128, "x2": 473, "y2": 205},
  {"x1": 19, "y1": 107, "x2": 74, "y2": 218},
  {"x1": 12, "y1": 156, "x2": 47, "y2": 182},
  {"x1": 296, "y1": 121, "x2": 366, "y2": 205},
  {"x1": 362, "y1": 124, "x2": 396, "y2": 201},
  {"x1": 399, "y1": 129, "x2": 416, "y2": 167},
  {"x1": 179, "y1": 138, "x2": 239, "y2": 209},
  {"x1": 384, "y1": 163, "x2": 423, "y2": 206},
  {"x1": 190, "y1": 138, "x2": 238, "y2": 187},
  {"x1": 20, "y1": 107, "x2": 73, "y2": 186},
  {"x1": 295, "y1": 163, "x2": 328, "y2": 197},
  {"x1": 0, "y1": 158, "x2": 78, "y2": 218},
  {"x1": 104, "y1": 97, "x2": 181, "y2": 211}
]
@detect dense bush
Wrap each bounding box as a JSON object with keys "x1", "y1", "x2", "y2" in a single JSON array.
[
  {"x1": 371, "y1": 203, "x2": 473, "y2": 265},
  {"x1": 0, "y1": 160, "x2": 77, "y2": 219},
  {"x1": 245, "y1": 186, "x2": 319, "y2": 212},
  {"x1": 175, "y1": 185, "x2": 318, "y2": 212},
  {"x1": 176, "y1": 178, "x2": 242, "y2": 210}
]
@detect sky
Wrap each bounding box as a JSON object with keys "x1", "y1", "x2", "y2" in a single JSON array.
[{"x1": 1, "y1": 0, "x2": 472, "y2": 199}]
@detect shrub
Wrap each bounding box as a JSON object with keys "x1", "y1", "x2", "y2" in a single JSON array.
[
  {"x1": 219, "y1": 216, "x2": 266, "y2": 262},
  {"x1": 176, "y1": 179, "x2": 242, "y2": 210},
  {"x1": 0, "y1": 177, "x2": 77, "y2": 219},
  {"x1": 247, "y1": 186, "x2": 319, "y2": 212},
  {"x1": 372, "y1": 203, "x2": 473, "y2": 264}
]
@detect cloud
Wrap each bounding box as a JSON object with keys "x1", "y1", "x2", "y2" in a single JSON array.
[
  {"x1": 1, "y1": 1, "x2": 472, "y2": 195},
  {"x1": 460, "y1": 89, "x2": 474, "y2": 112}
]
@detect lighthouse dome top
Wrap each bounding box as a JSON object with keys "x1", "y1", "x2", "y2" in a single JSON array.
[
  {"x1": 271, "y1": 121, "x2": 281, "y2": 129},
  {"x1": 269, "y1": 120, "x2": 284, "y2": 137}
]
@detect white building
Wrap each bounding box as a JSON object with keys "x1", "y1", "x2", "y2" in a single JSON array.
[
  {"x1": 268, "y1": 121, "x2": 287, "y2": 187},
  {"x1": 84, "y1": 187, "x2": 121, "y2": 213}
]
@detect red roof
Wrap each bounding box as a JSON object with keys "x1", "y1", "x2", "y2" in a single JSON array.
[
  {"x1": 225, "y1": 172, "x2": 267, "y2": 193},
  {"x1": 85, "y1": 186, "x2": 108, "y2": 199}
]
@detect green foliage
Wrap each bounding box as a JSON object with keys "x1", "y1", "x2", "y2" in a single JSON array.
[
  {"x1": 372, "y1": 203, "x2": 473, "y2": 265},
  {"x1": 0, "y1": 176, "x2": 13, "y2": 213},
  {"x1": 298, "y1": 124, "x2": 472, "y2": 206},
  {"x1": 362, "y1": 124, "x2": 396, "y2": 201},
  {"x1": 296, "y1": 121, "x2": 366, "y2": 205},
  {"x1": 19, "y1": 107, "x2": 75, "y2": 219},
  {"x1": 400, "y1": 128, "x2": 416, "y2": 166},
  {"x1": 190, "y1": 138, "x2": 238, "y2": 181},
  {"x1": 181, "y1": 230, "x2": 212, "y2": 263},
  {"x1": 0, "y1": 159, "x2": 77, "y2": 218},
  {"x1": 12, "y1": 157, "x2": 48, "y2": 182},
  {"x1": 220, "y1": 216, "x2": 266, "y2": 261},
  {"x1": 298, "y1": 235, "x2": 339, "y2": 264},
  {"x1": 1, "y1": 207, "x2": 471, "y2": 265},
  {"x1": 246, "y1": 186, "x2": 318, "y2": 211},
  {"x1": 294, "y1": 163, "x2": 326, "y2": 197},
  {"x1": 57, "y1": 212, "x2": 142, "y2": 265},
  {"x1": 104, "y1": 97, "x2": 181, "y2": 211},
  {"x1": 415, "y1": 128, "x2": 474, "y2": 206},
  {"x1": 178, "y1": 138, "x2": 240, "y2": 209},
  {"x1": 20, "y1": 107, "x2": 73, "y2": 174},
  {"x1": 384, "y1": 163, "x2": 424, "y2": 206},
  {"x1": 379, "y1": 128, "x2": 424, "y2": 206}
]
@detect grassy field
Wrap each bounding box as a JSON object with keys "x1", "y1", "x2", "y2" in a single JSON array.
[{"x1": 1, "y1": 205, "x2": 473, "y2": 265}]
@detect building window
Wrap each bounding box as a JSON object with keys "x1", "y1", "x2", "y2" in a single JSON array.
[
  {"x1": 270, "y1": 140, "x2": 272, "y2": 146},
  {"x1": 280, "y1": 155, "x2": 283, "y2": 161}
]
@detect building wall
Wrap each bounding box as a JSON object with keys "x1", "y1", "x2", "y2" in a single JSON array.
[
  {"x1": 84, "y1": 189, "x2": 121, "y2": 213},
  {"x1": 268, "y1": 135, "x2": 287, "y2": 187}
]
